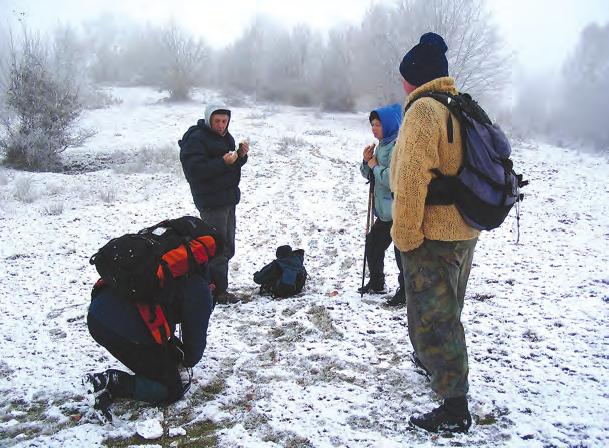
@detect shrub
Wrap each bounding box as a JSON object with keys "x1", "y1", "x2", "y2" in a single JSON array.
[
  {"x1": 12, "y1": 174, "x2": 37, "y2": 203},
  {"x1": 0, "y1": 30, "x2": 93, "y2": 171},
  {"x1": 43, "y1": 201, "x2": 64, "y2": 216}
]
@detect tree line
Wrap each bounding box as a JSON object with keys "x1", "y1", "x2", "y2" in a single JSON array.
[{"x1": 0, "y1": 0, "x2": 607, "y2": 172}]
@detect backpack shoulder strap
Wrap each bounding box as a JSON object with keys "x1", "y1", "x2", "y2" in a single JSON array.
[{"x1": 136, "y1": 302, "x2": 172, "y2": 345}]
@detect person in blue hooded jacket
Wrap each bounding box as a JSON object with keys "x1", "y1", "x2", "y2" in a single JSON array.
[
  {"x1": 84, "y1": 274, "x2": 213, "y2": 423},
  {"x1": 358, "y1": 103, "x2": 405, "y2": 306}
]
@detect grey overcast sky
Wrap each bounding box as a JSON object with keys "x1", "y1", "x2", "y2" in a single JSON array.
[{"x1": 3, "y1": 0, "x2": 609, "y2": 75}]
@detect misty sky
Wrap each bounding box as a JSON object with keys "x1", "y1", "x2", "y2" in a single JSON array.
[{"x1": 3, "y1": 0, "x2": 609, "y2": 75}]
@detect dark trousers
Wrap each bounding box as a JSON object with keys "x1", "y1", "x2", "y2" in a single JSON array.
[
  {"x1": 87, "y1": 315, "x2": 183, "y2": 404},
  {"x1": 400, "y1": 238, "x2": 477, "y2": 399},
  {"x1": 366, "y1": 219, "x2": 404, "y2": 289},
  {"x1": 200, "y1": 205, "x2": 236, "y2": 293}
]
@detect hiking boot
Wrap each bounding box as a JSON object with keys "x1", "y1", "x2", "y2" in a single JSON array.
[
  {"x1": 357, "y1": 275, "x2": 386, "y2": 294},
  {"x1": 83, "y1": 369, "x2": 133, "y2": 396},
  {"x1": 410, "y1": 352, "x2": 431, "y2": 380},
  {"x1": 409, "y1": 397, "x2": 472, "y2": 433},
  {"x1": 83, "y1": 369, "x2": 135, "y2": 424},
  {"x1": 214, "y1": 290, "x2": 241, "y2": 305},
  {"x1": 93, "y1": 390, "x2": 113, "y2": 424},
  {"x1": 385, "y1": 288, "x2": 406, "y2": 307}
]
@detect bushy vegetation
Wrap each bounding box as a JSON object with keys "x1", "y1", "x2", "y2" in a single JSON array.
[{"x1": 0, "y1": 30, "x2": 92, "y2": 171}]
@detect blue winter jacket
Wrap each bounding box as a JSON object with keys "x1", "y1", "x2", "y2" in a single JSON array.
[
  {"x1": 360, "y1": 103, "x2": 403, "y2": 221},
  {"x1": 179, "y1": 105, "x2": 248, "y2": 211},
  {"x1": 87, "y1": 274, "x2": 213, "y2": 368}
]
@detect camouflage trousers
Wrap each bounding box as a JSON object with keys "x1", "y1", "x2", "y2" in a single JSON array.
[{"x1": 400, "y1": 238, "x2": 477, "y2": 399}]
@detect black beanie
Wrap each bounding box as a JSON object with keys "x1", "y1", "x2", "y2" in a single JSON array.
[{"x1": 399, "y1": 32, "x2": 449, "y2": 86}]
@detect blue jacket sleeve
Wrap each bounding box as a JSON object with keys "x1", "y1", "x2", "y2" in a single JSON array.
[
  {"x1": 180, "y1": 137, "x2": 229, "y2": 183},
  {"x1": 178, "y1": 275, "x2": 213, "y2": 368},
  {"x1": 360, "y1": 161, "x2": 371, "y2": 179}
]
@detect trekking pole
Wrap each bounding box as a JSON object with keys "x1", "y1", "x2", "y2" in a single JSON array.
[{"x1": 361, "y1": 171, "x2": 375, "y2": 297}]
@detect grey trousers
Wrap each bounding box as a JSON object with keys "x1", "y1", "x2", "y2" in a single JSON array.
[{"x1": 199, "y1": 205, "x2": 236, "y2": 293}]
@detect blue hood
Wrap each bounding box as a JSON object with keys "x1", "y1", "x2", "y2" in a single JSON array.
[{"x1": 372, "y1": 103, "x2": 403, "y2": 145}]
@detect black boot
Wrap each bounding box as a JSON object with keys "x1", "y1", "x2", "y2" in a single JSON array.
[
  {"x1": 357, "y1": 275, "x2": 386, "y2": 294},
  {"x1": 214, "y1": 290, "x2": 241, "y2": 305},
  {"x1": 409, "y1": 397, "x2": 472, "y2": 433},
  {"x1": 83, "y1": 369, "x2": 135, "y2": 424},
  {"x1": 93, "y1": 390, "x2": 113, "y2": 424},
  {"x1": 385, "y1": 287, "x2": 406, "y2": 307},
  {"x1": 84, "y1": 369, "x2": 134, "y2": 397}
]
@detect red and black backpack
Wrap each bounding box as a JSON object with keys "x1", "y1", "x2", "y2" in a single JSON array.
[{"x1": 90, "y1": 216, "x2": 221, "y2": 345}]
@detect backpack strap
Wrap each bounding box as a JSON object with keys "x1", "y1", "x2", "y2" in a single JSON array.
[
  {"x1": 136, "y1": 303, "x2": 171, "y2": 345},
  {"x1": 91, "y1": 279, "x2": 172, "y2": 345}
]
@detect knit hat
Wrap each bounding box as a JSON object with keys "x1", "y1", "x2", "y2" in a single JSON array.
[{"x1": 399, "y1": 32, "x2": 449, "y2": 86}]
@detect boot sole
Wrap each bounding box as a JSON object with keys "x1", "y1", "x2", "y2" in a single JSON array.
[{"x1": 408, "y1": 418, "x2": 470, "y2": 434}]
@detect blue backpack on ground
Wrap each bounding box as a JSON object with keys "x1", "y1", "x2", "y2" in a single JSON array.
[
  {"x1": 406, "y1": 92, "x2": 528, "y2": 231},
  {"x1": 253, "y1": 245, "x2": 307, "y2": 298}
]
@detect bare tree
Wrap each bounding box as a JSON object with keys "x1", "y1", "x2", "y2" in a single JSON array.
[
  {"x1": 390, "y1": 0, "x2": 511, "y2": 101},
  {"x1": 351, "y1": 3, "x2": 405, "y2": 108},
  {"x1": 157, "y1": 22, "x2": 208, "y2": 101},
  {"x1": 318, "y1": 29, "x2": 356, "y2": 112},
  {"x1": 555, "y1": 22, "x2": 609, "y2": 150}
]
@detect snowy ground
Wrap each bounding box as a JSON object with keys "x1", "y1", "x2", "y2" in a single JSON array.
[{"x1": 0, "y1": 87, "x2": 607, "y2": 447}]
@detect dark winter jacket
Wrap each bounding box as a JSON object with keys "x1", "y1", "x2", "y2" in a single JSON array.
[
  {"x1": 87, "y1": 274, "x2": 213, "y2": 368},
  {"x1": 179, "y1": 106, "x2": 248, "y2": 210}
]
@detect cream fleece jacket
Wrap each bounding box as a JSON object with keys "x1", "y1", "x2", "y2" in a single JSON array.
[{"x1": 390, "y1": 77, "x2": 480, "y2": 252}]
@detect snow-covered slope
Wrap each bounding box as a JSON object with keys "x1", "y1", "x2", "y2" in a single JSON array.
[{"x1": 0, "y1": 87, "x2": 607, "y2": 447}]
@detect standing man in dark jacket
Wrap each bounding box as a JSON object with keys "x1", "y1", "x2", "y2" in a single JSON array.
[
  {"x1": 179, "y1": 105, "x2": 249, "y2": 304},
  {"x1": 85, "y1": 274, "x2": 213, "y2": 423}
]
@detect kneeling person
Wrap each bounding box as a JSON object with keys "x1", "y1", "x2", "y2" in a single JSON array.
[{"x1": 84, "y1": 274, "x2": 213, "y2": 423}]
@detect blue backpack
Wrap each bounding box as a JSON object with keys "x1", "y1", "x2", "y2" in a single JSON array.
[
  {"x1": 253, "y1": 245, "x2": 307, "y2": 298},
  {"x1": 406, "y1": 92, "x2": 528, "y2": 231}
]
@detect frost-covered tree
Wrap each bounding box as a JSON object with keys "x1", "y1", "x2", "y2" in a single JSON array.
[
  {"x1": 0, "y1": 30, "x2": 92, "y2": 171},
  {"x1": 396, "y1": 0, "x2": 510, "y2": 99},
  {"x1": 156, "y1": 22, "x2": 208, "y2": 101},
  {"x1": 555, "y1": 22, "x2": 609, "y2": 150},
  {"x1": 318, "y1": 29, "x2": 356, "y2": 112},
  {"x1": 350, "y1": 3, "x2": 405, "y2": 108},
  {"x1": 219, "y1": 16, "x2": 272, "y2": 98}
]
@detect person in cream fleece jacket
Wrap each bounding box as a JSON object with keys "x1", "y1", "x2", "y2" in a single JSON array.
[{"x1": 390, "y1": 32, "x2": 479, "y2": 434}]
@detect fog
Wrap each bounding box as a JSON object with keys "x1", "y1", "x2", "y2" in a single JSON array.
[{"x1": 1, "y1": 0, "x2": 608, "y2": 155}]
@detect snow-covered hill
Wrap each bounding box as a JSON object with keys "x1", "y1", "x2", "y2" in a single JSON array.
[{"x1": 0, "y1": 87, "x2": 607, "y2": 447}]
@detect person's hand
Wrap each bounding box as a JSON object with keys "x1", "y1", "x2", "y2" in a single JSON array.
[
  {"x1": 237, "y1": 141, "x2": 249, "y2": 158},
  {"x1": 168, "y1": 336, "x2": 185, "y2": 364},
  {"x1": 368, "y1": 156, "x2": 378, "y2": 169},
  {"x1": 363, "y1": 145, "x2": 374, "y2": 162},
  {"x1": 223, "y1": 150, "x2": 238, "y2": 165}
]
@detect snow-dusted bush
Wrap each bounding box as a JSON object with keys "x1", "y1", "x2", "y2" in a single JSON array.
[
  {"x1": 0, "y1": 30, "x2": 93, "y2": 171},
  {"x1": 113, "y1": 144, "x2": 181, "y2": 174},
  {"x1": 278, "y1": 136, "x2": 308, "y2": 150},
  {"x1": 12, "y1": 174, "x2": 37, "y2": 203},
  {"x1": 43, "y1": 201, "x2": 64, "y2": 216},
  {"x1": 98, "y1": 187, "x2": 117, "y2": 204}
]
